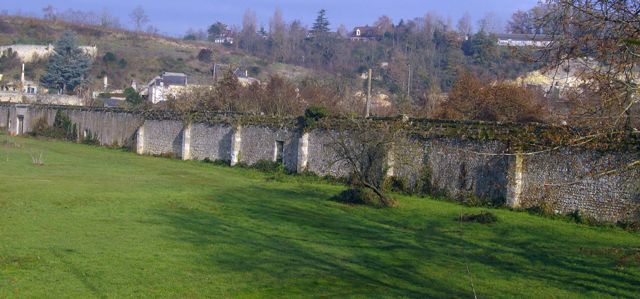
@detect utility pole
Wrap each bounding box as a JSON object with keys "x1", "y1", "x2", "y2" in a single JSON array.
[
  {"x1": 407, "y1": 64, "x2": 411, "y2": 98},
  {"x1": 365, "y1": 68, "x2": 372, "y2": 118}
]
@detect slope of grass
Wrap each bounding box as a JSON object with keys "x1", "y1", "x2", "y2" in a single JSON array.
[
  {"x1": 0, "y1": 16, "x2": 314, "y2": 90},
  {"x1": 0, "y1": 135, "x2": 639, "y2": 298}
]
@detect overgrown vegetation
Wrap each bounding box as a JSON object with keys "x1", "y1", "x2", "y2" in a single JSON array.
[
  {"x1": 457, "y1": 211, "x2": 499, "y2": 224},
  {"x1": 29, "y1": 110, "x2": 76, "y2": 141},
  {"x1": 436, "y1": 71, "x2": 547, "y2": 123},
  {"x1": 301, "y1": 106, "x2": 330, "y2": 129}
]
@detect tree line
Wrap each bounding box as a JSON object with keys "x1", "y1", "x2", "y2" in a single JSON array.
[{"x1": 185, "y1": 7, "x2": 545, "y2": 113}]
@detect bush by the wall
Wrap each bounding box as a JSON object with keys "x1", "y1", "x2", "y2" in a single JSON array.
[
  {"x1": 458, "y1": 211, "x2": 498, "y2": 224},
  {"x1": 331, "y1": 188, "x2": 382, "y2": 207},
  {"x1": 253, "y1": 160, "x2": 285, "y2": 173},
  {"x1": 81, "y1": 129, "x2": 100, "y2": 145},
  {"x1": 29, "y1": 111, "x2": 76, "y2": 141},
  {"x1": 301, "y1": 106, "x2": 329, "y2": 129}
]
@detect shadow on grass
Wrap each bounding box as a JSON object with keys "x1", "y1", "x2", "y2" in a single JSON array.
[{"x1": 153, "y1": 185, "x2": 640, "y2": 298}]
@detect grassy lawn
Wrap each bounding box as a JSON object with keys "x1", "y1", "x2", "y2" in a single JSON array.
[{"x1": 0, "y1": 135, "x2": 639, "y2": 298}]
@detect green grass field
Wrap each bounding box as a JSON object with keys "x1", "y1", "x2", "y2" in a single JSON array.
[{"x1": 0, "y1": 135, "x2": 639, "y2": 298}]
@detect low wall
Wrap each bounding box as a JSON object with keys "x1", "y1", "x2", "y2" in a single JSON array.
[
  {"x1": 140, "y1": 120, "x2": 184, "y2": 157},
  {"x1": 517, "y1": 149, "x2": 640, "y2": 222},
  {"x1": 2, "y1": 103, "x2": 142, "y2": 147},
  {"x1": 0, "y1": 105, "x2": 10, "y2": 131},
  {"x1": 2, "y1": 103, "x2": 638, "y2": 222},
  {"x1": 189, "y1": 123, "x2": 234, "y2": 162},
  {"x1": 427, "y1": 139, "x2": 511, "y2": 202}
]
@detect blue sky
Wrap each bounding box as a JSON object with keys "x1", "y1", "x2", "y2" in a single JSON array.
[{"x1": 6, "y1": 0, "x2": 539, "y2": 36}]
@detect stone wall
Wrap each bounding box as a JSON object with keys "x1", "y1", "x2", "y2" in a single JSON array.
[
  {"x1": 0, "y1": 92, "x2": 85, "y2": 106},
  {"x1": 64, "y1": 109, "x2": 142, "y2": 147},
  {"x1": 516, "y1": 149, "x2": 640, "y2": 222},
  {"x1": 1, "y1": 103, "x2": 142, "y2": 147},
  {"x1": 305, "y1": 129, "x2": 351, "y2": 177},
  {"x1": 0, "y1": 105, "x2": 10, "y2": 131},
  {"x1": 427, "y1": 139, "x2": 510, "y2": 203},
  {"x1": 188, "y1": 123, "x2": 234, "y2": 162},
  {"x1": 238, "y1": 125, "x2": 299, "y2": 172},
  {"x1": 1, "y1": 103, "x2": 638, "y2": 222},
  {"x1": 139, "y1": 120, "x2": 184, "y2": 157}
]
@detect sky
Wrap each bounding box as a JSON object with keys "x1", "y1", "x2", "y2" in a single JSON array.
[{"x1": 5, "y1": 0, "x2": 540, "y2": 36}]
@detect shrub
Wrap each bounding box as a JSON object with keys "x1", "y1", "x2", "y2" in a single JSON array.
[
  {"x1": 331, "y1": 188, "x2": 382, "y2": 206},
  {"x1": 567, "y1": 210, "x2": 601, "y2": 225},
  {"x1": 102, "y1": 52, "x2": 117, "y2": 64},
  {"x1": 617, "y1": 220, "x2": 640, "y2": 232},
  {"x1": 52, "y1": 110, "x2": 76, "y2": 141},
  {"x1": 435, "y1": 71, "x2": 546, "y2": 123},
  {"x1": 253, "y1": 160, "x2": 284, "y2": 173},
  {"x1": 118, "y1": 58, "x2": 127, "y2": 69},
  {"x1": 197, "y1": 49, "x2": 213, "y2": 62},
  {"x1": 81, "y1": 129, "x2": 100, "y2": 145},
  {"x1": 525, "y1": 200, "x2": 557, "y2": 217},
  {"x1": 29, "y1": 111, "x2": 76, "y2": 141},
  {"x1": 384, "y1": 176, "x2": 412, "y2": 194},
  {"x1": 203, "y1": 158, "x2": 230, "y2": 166},
  {"x1": 458, "y1": 211, "x2": 498, "y2": 224},
  {"x1": 30, "y1": 117, "x2": 50, "y2": 137},
  {"x1": 302, "y1": 106, "x2": 330, "y2": 129}
]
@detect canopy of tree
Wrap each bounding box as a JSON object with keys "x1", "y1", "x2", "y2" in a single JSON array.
[{"x1": 40, "y1": 30, "x2": 92, "y2": 93}]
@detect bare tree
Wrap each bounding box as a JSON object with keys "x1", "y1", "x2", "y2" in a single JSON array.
[
  {"x1": 506, "y1": 10, "x2": 533, "y2": 34},
  {"x1": 269, "y1": 8, "x2": 287, "y2": 61},
  {"x1": 540, "y1": 0, "x2": 639, "y2": 131},
  {"x1": 477, "y1": 12, "x2": 501, "y2": 33},
  {"x1": 329, "y1": 119, "x2": 407, "y2": 207},
  {"x1": 239, "y1": 9, "x2": 258, "y2": 51},
  {"x1": 99, "y1": 9, "x2": 121, "y2": 29},
  {"x1": 374, "y1": 15, "x2": 394, "y2": 33},
  {"x1": 42, "y1": 5, "x2": 56, "y2": 21},
  {"x1": 130, "y1": 6, "x2": 149, "y2": 32},
  {"x1": 457, "y1": 12, "x2": 473, "y2": 36}
]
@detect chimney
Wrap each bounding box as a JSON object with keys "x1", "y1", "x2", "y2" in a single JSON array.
[
  {"x1": 20, "y1": 63, "x2": 25, "y2": 85},
  {"x1": 103, "y1": 76, "x2": 108, "y2": 91}
]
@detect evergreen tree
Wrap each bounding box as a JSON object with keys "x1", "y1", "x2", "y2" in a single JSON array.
[
  {"x1": 40, "y1": 31, "x2": 92, "y2": 93},
  {"x1": 207, "y1": 22, "x2": 227, "y2": 40},
  {"x1": 124, "y1": 87, "x2": 143, "y2": 107},
  {"x1": 311, "y1": 9, "x2": 330, "y2": 34}
]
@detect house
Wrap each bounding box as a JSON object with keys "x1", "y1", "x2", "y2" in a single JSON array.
[
  {"x1": 496, "y1": 34, "x2": 552, "y2": 47},
  {"x1": 22, "y1": 80, "x2": 38, "y2": 94},
  {"x1": 145, "y1": 72, "x2": 188, "y2": 104},
  {"x1": 213, "y1": 30, "x2": 235, "y2": 44},
  {"x1": 350, "y1": 26, "x2": 383, "y2": 41}
]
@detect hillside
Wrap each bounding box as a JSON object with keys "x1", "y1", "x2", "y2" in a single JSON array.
[{"x1": 0, "y1": 16, "x2": 312, "y2": 91}]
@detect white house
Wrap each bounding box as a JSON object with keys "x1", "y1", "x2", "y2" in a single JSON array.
[
  {"x1": 496, "y1": 34, "x2": 552, "y2": 47},
  {"x1": 145, "y1": 72, "x2": 188, "y2": 104}
]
